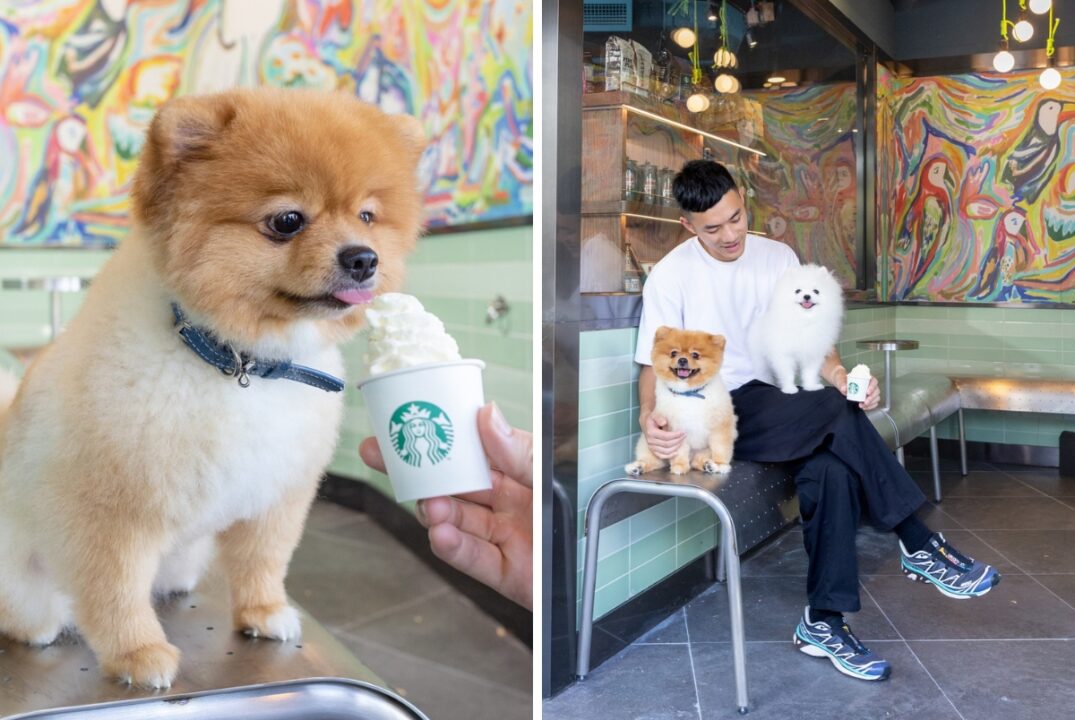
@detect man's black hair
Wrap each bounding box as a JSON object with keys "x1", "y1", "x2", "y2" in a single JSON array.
[{"x1": 672, "y1": 160, "x2": 738, "y2": 213}]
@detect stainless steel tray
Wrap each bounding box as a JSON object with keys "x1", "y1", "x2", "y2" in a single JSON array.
[{"x1": 5, "y1": 678, "x2": 428, "y2": 719}]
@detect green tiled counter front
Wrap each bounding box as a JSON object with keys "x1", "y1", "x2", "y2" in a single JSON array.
[{"x1": 0, "y1": 226, "x2": 534, "y2": 508}]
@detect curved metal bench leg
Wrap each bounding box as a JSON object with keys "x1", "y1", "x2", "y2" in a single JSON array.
[
  {"x1": 896, "y1": 446, "x2": 905, "y2": 467},
  {"x1": 958, "y1": 408, "x2": 968, "y2": 477},
  {"x1": 575, "y1": 480, "x2": 749, "y2": 714},
  {"x1": 929, "y1": 425, "x2": 942, "y2": 503},
  {"x1": 716, "y1": 523, "x2": 727, "y2": 583}
]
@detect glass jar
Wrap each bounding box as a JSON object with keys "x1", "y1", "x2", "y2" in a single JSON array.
[
  {"x1": 623, "y1": 158, "x2": 638, "y2": 201},
  {"x1": 659, "y1": 167, "x2": 675, "y2": 206},
  {"x1": 640, "y1": 161, "x2": 658, "y2": 203}
]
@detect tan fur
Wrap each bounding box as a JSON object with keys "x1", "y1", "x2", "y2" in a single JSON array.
[
  {"x1": 0, "y1": 89, "x2": 425, "y2": 688},
  {"x1": 627, "y1": 327, "x2": 738, "y2": 477}
]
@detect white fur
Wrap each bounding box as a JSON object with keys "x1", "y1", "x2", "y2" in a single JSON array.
[
  {"x1": 750, "y1": 264, "x2": 844, "y2": 394},
  {"x1": 0, "y1": 234, "x2": 343, "y2": 662},
  {"x1": 627, "y1": 373, "x2": 736, "y2": 476}
]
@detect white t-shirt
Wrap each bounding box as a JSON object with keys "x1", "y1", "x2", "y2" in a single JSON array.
[{"x1": 635, "y1": 233, "x2": 800, "y2": 391}]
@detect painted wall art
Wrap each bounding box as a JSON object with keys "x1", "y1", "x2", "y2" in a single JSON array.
[
  {"x1": 0, "y1": 0, "x2": 533, "y2": 247},
  {"x1": 738, "y1": 83, "x2": 859, "y2": 288},
  {"x1": 881, "y1": 69, "x2": 1075, "y2": 303}
]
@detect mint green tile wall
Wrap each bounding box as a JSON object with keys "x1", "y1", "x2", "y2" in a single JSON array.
[
  {"x1": 0, "y1": 228, "x2": 533, "y2": 503},
  {"x1": 0, "y1": 250, "x2": 111, "y2": 348},
  {"x1": 838, "y1": 306, "x2": 897, "y2": 378},
  {"x1": 576, "y1": 327, "x2": 721, "y2": 621},
  {"x1": 891, "y1": 306, "x2": 1075, "y2": 448}
]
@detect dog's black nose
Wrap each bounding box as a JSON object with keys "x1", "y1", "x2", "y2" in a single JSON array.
[
  {"x1": 802, "y1": 294, "x2": 812, "y2": 302},
  {"x1": 338, "y1": 246, "x2": 378, "y2": 283},
  {"x1": 677, "y1": 357, "x2": 689, "y2": 367}
]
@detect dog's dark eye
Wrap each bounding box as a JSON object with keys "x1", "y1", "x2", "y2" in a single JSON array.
[
  {"x1": 691, "y1": 352, "x2": 699, "y2": 360},
  {"x1": 814, "y1": 288, "x2": 820, "y2": 294},
  {"x1": 270, "y1": 211, "x2": 304, "y2": 237},
  {"x1": 360, "y1": 210, "x2": 376, "y2": 224},
  {"x1": 795, "y1": 288, "x2": 801, "y2": 294},
  {"x1": 670, "y1": 351, "x2": 678, "y2": 358}
]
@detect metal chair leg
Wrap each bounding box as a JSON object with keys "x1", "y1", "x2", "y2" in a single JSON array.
[
  {"x1": 958, "y1": 407, "x2": 968, "y2": 477},
  {"x1": 929, "y1": 425, "x2": 942, "y2": 503},
  {"x1": 575, "y1": 479, "x2": 749, "y2": 714},
  {"x1": 896, "y1": 446, "x2": 905, "y2": 467}
]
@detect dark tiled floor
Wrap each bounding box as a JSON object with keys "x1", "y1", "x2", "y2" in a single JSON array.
[
  {"x1": 544, "y1": 458, "x2": 1075, "y2": 719},
  {"x1": 289, "y1": 501, "x2": 531, "y2": 720}
]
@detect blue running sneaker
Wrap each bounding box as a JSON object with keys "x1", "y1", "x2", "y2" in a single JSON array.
[
  {"x1": 900, "y1": 532, "x2": 1000, "y2": 599},
  {"x1": 793, "y1": 606, "x2": 891, "y2": 681}
]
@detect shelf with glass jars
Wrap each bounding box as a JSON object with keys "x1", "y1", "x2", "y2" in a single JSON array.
[{"x1": 580, "y1": 91, "x2": 763, "y2": 295}]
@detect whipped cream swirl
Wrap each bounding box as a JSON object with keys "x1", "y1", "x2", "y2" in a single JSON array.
[{"x1": 364, "y1": 293, "x2": 461, "y2": 375}]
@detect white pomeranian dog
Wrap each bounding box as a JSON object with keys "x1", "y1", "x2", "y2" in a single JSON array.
[{"x1": 750, "y1": 264, "x2": 844, "y2": 394}]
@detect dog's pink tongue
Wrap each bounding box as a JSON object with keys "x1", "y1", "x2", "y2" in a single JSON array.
[
  {"x1": 333, "y1": 289, "x2": 375, "y2": 305},
  {"x1": 800, "y1": 301, "x2": 815, "y2": 309},
  {"x1": 677, "y1": 368, "x2": 693, "y2": 378}
]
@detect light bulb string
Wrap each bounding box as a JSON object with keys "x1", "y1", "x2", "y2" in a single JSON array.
[
  {"x1": 1001, "y1": 0, "x2": 1009, "y2": 40},
  {"x1": 690, "y1": 0, "x2": 702, "y2": 84},
  {"x1": 720, "y1": 1, "x2": 730, "y2": 49},
  {"x1": 1046, "y1": 3, "x2": 1059, "y2": 58}
]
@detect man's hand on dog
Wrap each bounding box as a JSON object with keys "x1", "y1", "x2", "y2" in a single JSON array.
[
  {"x1": 641, "y1": 411, "x2": 686, "y2": 459},
  {"x1": 832, "y1": 366, "x2": 881, "y2": 411},
  {"x1": 359, "y1": 402, "x2": 533, "y2": 610}
]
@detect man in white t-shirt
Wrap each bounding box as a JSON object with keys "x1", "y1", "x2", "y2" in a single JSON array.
[{"x1": 635, "y1": 160, "x2": 999, "y2": 682}]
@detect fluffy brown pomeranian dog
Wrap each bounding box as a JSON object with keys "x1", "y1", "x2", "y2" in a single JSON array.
[
  {"x1": 0, "y1": 88, "x2": 424, "y2": 688},
  {"x1": 626, "y1": 327, "x2": 738, "y2": 476}
]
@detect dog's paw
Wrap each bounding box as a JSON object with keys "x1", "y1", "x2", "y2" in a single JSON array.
[
  {"x1": 780, "y1": 385, "x2": 799, "y2": 394},
  {"x1": 705, "y1": 462, "x2": 732, "y2": 475},
  {"x1": 236, "y1": 603, "x2": 301, "y2": 642},
  {"x1": 625, "y1": 462, "x2": 643, "y2": 476},
  {"x1": 670, "y1": 462, "x2": 689, "y2": 475},
  {"x1": 802, "y1": 382, "x2": 824, "y2": 392},
  {"x1": 105, "y1": 642, "x2": 180, "y2": 689}
]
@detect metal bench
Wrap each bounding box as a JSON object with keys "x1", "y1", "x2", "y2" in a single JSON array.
[
  {"x1": 576, "y1": 462, "x2": 799, "y2": 715},
  {"x1": 0, "y1": 575, "x2": 421, "y2": 718}
]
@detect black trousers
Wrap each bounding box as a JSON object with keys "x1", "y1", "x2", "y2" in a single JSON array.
[{"x1": 730, "y1": 381, "x2": 927, "y2": 613}]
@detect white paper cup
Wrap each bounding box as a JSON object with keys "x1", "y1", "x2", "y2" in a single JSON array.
[
  {"x1": 357, "y1": 359, "x2": 492, "y2": 502},
  {"x1": 846, "y1": 370, "x2": 871, "y2": 403}
]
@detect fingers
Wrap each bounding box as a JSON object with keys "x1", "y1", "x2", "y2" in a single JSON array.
[
  {"x1": 426, "y1": 523, "x2": 506, "y2": 596},
  {"x1": 358, "y1": 437, "x2": 385, "y2": 472},
  {"x1": 650, "y1": 412, "x2": 668, "y2": 428},
  {"x1": 477, "y1": 403, "x2": 533, "y2": 488},
  {"x1": 417, "y1": 496, "x2": 497, "y2": 541}
]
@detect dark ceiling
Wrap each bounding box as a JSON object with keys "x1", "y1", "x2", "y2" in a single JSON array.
[{"x1": 583, "y1": 1, "x2": 857, "y2": 91}]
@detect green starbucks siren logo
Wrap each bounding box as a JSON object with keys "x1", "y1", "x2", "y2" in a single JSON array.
[{"x1": 389, "y1": 401, "x2": 454, "y2": 468}]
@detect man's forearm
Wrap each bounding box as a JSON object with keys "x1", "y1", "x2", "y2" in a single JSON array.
[
  {"x1": 821, "y1": 348, "x2": 846, "y2": 386},
  {"x1": 638, "y1": 365, "x2": 656, "y2": 427}
]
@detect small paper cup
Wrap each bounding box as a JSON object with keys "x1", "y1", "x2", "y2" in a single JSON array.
[
  {"x1": 846, "y1": 372, "x2": 871, "y2": 403},
  {"x1": 358, "y1": 359, "x2": 492, "y2": 502}
]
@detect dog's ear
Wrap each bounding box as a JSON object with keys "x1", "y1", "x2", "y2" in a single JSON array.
[
  {"x1": 131, "y1": 93, "x2": 239, "y2": 229},
  {"x1": 710, "y1": 334, "x2": 726, "y2": 350},
  {"x1": 654, "y1": 326, "x2": 672, "y2": 342},
  {"x1": 394, "y1": 113, "x2": 426, "y2": 155}
]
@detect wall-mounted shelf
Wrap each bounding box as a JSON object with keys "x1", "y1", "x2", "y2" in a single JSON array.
[{"x1": 582, "y1": 200, "x2": 681, "y2": 221}]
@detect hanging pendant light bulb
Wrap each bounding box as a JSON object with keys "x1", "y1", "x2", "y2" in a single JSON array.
[
  {"x1": 1041, "y1": 66, "x2": 1061, "y2": 89},
  {"x1": 1029, "y1": 0, "x2": 1052, "y2": 15},
  {"x1": 686, "y1": 93, "x2": 710, "y2": 112},
  {"x1": 672, "y1": 27, "x2": 696, "y2": 48},
  {"x1": 1013, "y1": 15, "x2": 1034, "y2": 41},
  {"x1": 993, "y1": 39, "x2": 1015, "y2": 72},
  {"x1": 714, "y1": 73, "x2": 737, "y2": 93}
]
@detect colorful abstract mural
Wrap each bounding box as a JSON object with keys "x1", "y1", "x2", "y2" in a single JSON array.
[
  {"x1": 882, "y1": 69, "x2": 1075, "y2": 303},
  {"x1": 0, "y1": 0, "x2": 533, "y2": 246},
  {"x1": 738, "y1": 83, "x2": 859, "y2": 288}
]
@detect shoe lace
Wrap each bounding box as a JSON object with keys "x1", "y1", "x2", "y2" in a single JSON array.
[
  {"x1": 930, "y1": 537, "x2": 973, "y2": 573},
  {"x1": 828, "y1": 624, "x2": 869, "y2": 658}
]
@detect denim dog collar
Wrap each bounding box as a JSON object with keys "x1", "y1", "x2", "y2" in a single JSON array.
[
  {"x1": 669, "y1": 384, "x2": 707, "y2": 400},
  {"x1": 172, "y1": 303, "x2": 344, "y2": 392}
]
